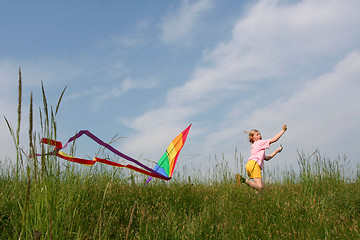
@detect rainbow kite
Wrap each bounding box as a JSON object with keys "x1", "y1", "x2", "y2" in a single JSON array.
[
  {"x1": 146, "y1": 124, "x2": 191, "y2": 184},
  {"x1": 39, "y1": 124, "x2": 192, "y2": 181}
]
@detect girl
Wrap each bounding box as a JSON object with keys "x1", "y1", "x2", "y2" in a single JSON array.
[{"x1": 236, "y1": 124, "x2": 287, "y2": 190}]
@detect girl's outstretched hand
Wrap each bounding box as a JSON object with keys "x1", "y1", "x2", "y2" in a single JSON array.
[
  {"x1": 282, "y1": 124, "x2": 287, "y2": 131},
  {"x1": 278, "y1": 145, "x2": 283, "y2": 153}
]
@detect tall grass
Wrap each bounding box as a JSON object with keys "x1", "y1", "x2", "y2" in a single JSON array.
[{"x1": 0, "y1": 70, "x2": 359, "y2": 239}]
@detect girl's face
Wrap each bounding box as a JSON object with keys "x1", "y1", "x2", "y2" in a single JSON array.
[{"x1": 253, "y1": 131, "x2": 262, "y2": 142}]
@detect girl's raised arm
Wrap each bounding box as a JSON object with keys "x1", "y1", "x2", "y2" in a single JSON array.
[
  {"x1": 270, "y1": 124, "x2": 287, "y2": 144},
  {"x1": 264, "y1": 146, "x2": 283, "y2": 161}
]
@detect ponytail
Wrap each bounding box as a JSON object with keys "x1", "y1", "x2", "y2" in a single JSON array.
[{"x1": 244, "y1": 129, "x2": 259, "y2": 144}]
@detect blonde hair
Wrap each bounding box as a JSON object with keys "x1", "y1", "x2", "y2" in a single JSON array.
[{"x1": 244, "y1": 129, "x2": 259, "y2": 144}]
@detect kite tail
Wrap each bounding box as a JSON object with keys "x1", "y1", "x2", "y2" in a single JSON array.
[
  {"x1": 38, "y1": 124, "x2": 191, "y2": 184},
  {"x1": 145, "y1": 177, "x2": 153, "y2": 186},
  {"x1": 38, "y1": 130, "x2": 171, "y2": 180}
]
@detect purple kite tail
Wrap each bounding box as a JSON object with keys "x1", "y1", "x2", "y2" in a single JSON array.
[{"x1": 145, "y1": 177, "x2": 153, "y2": 186}]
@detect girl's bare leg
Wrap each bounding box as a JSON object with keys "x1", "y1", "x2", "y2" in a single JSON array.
[{"x1": 245, "y1": 178, "x2": 263, "y2": 190}]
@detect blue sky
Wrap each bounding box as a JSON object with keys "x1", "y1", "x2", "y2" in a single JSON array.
[{"x1": 1, "y1": 0, "x2": 360, "y2": 179}]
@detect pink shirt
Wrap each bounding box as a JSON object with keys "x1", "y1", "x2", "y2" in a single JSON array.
[{"x1": 248, "y1": 139, "x2": 270, "y2": 169}]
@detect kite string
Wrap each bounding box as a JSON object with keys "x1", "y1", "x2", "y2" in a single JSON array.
[{"x1": 39, "y1": 130, "x2": 171, "y2": 180}]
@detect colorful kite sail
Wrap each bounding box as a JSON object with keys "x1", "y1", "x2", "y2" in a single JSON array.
[
  {"x1": 146, "y1": 124, "x2": 191, "y2": 184},
  {"x1": 39, "y1": 124, "x2": 192, "y2": 181}
]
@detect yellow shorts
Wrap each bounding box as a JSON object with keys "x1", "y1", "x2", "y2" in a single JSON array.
[{"x1": 246, "y1": 160, "x2": 262, "y2": 179}]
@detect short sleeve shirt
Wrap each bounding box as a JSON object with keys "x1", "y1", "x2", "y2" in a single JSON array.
[{"x1": 248, "y1": 139, "x2": 270, "y2": 169}]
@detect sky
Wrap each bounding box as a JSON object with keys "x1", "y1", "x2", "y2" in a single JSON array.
[{"x1": 1, "y1": 0, "x2": 360, "y2": 180}]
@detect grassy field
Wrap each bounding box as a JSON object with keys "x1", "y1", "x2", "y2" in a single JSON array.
[
  {"x1": 1, "y1": 161, "x2": 359, "y2": 239},
  {"x1": 1, "y1": 71, "x2": 359, "y2": 239}
]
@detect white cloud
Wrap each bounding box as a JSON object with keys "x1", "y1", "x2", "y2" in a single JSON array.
[
  {"x1": 110, "y1": 35, "x2": 146, "y2": 48},
  {"x1": 160, "y1": 0, "x2": 214, "y2": 45},
  {"x1": 159, "y1": 0, "x2": 360, "y2": 107},
  {"x1": 109, "y1": 19, "x2": 151, "y2": 48},
  {"x1": 2, "y1": 0, "x2": 360, "y2": 175},
  {"x1": 119, "y1": 77, "x2": 158, "y2": 93},
  {"x1": 0, "y1": 58, "x2": 85, "y2": 94},
  {"x1": 121, "y1": 0, "x2": 360, "y2": 170},
  {"x1": 204, "y1": 51, "x2": 360, "y2": 166},
  {"x1": 279, "y1": 51, "x2": 360, "y2": 149},
  {"x1": 66, "y1": 77, "x2": 158, "y2": 111},
  {"x1": 258, "y1": 0, "x2": 357, "y2": 48}
]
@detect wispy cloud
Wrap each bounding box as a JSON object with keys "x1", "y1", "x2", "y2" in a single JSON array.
[
  {"x1": 121, "y1": 0, "x2": 360, "y2": 164},
  {"x1": 110, "y1": 19, "x2": 151, "y2": 48},
  {"x1": 160, "y1": 0, "x2": 214, "y2": 46},
  {"x1": 0, "y1": 58, "x2": 84, "y2": 92},
  {"x1": 204, "y1": 50, "x2": 360, "y2": 162},
  {"x1": 2, "y1": 0, "x2": 360, "y2": 172},
  {"x1": 110, "y1": 34, "x2": 147, "y2": 48},
  {"x1": 67, "y1": 77, "x2": 158, "y2": 111}
]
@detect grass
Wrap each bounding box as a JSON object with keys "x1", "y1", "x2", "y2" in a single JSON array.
[
  {"x1": 0, "y1": 70, "x2": 359, "y2": 239},
  {"x1": 1, "y1": 170, "x2": 359, "y2": 239}
]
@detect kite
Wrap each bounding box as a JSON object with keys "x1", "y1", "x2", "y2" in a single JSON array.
[
  {"x1": 39, "y1": 124, "x2": 192, "y2": 181},
  {"x1": 145, "y1": 124, "x2": 191, "y2": 184}
]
